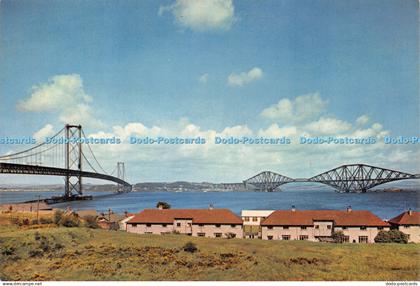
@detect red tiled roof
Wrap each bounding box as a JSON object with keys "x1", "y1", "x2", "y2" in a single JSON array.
[
  {"x1": 261, "y1": 210, "x2": 389, "y2": 227},
  {"x1": 389, "y1": 211, "x2": 420, "y2": 225},
  {"x1": 127, "y1": 209, "x2": 243, "y2": 224}
]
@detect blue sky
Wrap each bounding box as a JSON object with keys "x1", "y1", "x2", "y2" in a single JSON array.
[{"x1": 0, "y1": 0, "x2": 418, "y2": 183}]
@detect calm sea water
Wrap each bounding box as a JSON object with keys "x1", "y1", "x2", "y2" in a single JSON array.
[{"x1": 1, "y1": 183, "x2": 419, "y2": 220}]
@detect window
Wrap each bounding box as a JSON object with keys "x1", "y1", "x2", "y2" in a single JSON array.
[
  {"x1": 301, "y1": 226, "x2": 307, "y2": 230},
  {"x1": 342, "y1": 226, "x2": 347, "y2": 230},
  {"x1": 198, "y1": 224, "x2": 204, "y2": 227},
  {"x1": 283, "y1": 226, "x2": 289, "y2": 229},
  {"x1": 342, "y1": 236, "x2": 350, "y2": 243},
  {"x1": 146, "y1": 224, "x2": 151, "y2": 227},
  {"x1": 404, "y1": 225, "x2": 409, "y2": 228},
  {"x1": 162, "y1": 224, "x2": 167, "y2": 227},
  {"x1": 215, "y1": 224, "x2": 221, "y2": 228},
  {"x1": 267, "y1": 235, "x2": 273, "y2": 240},
  {"x1": 358, "y1": 236, "x2": 368, "y2": 243},
  {"x1": 145, "y1": 232, "x2": 153, "y2": 234},
  {"x1": 406, "y1": 234, "x2": 410, "y2": 240},
  {"x1": 378, "y1": 227, "x2": 383, "y2": 230},
  {"x1": 252, "y1": 217, "x2": 258, "y2": 222},
  {"x1": 299, "y1": 235, "x2": 309, "y2": 241},
  {"x1": 267, "y1": 226, "x2": 273, "y2": 230},
  {"x1": 282, "y1": 235, "x2": 290, "y2": 240},
  {"x1": 231, "y1": 224, "x2": 236, "y2": 228},
  {"x1": 327, "y1": 225, "x2": 332, "y2": 229},
  {"x1": 132, "y1": 224, "x2": 137, "y2": 227},
  {"x1": 360, "y1": 226, "x2": 367, "y2": 230},
  {"x1": 197, "y1": 233, "x2": 206, "y2": 237},
  {"x1": 214, "y1": 233, "x2": 222, "y2": 238},
  {"x1": 315, "y1": 225, "x2": 319, "y2": 229},
  {"x1": 176, "y1": 223, "x2": 181, "y2": 227},
  {"x1": 244, "y1": 217, "x2": 250, "y2": 221}
]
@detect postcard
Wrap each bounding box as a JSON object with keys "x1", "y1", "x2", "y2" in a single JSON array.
[{"x1": 0, "y1": 0, "x2": 419, "y2": 284}]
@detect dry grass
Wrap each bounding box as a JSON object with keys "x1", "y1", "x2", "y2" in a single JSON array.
[{"x1": 0, "y1": 224, "x2": 419, "y2": 281}]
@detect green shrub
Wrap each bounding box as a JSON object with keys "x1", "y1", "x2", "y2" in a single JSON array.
[
  {"x1": 59, "y1": 215, "x2": 80, "y2": 227},
  {"x1": 156, "y1": 201, "x2": 171, "y2": 209},
  {"x1": 332, "y1": 231, "x2": 346, "y2": 243},
  {"x1": 225, "y1": 232, "x2": 236, "y2": 239},
  {"x1": 183, "y1": 242, "x2": 198, "y2": 253},
  {"x1": 2, "y1": 246, "x2": 15, "y2": 256},
  {"x1": 375, "y1": 230, "x2": 408, "y2": 243},
  {"x1": 84, "y1": 215, "x2": 99, "y2": 229},
  {"x1": 54, "y1": 210, "x2": 64, "y2": 225},
  {"x1": 40, "y1": 217, "x2": 53, "y2": 224},
  {"x1": 34, "y1": 231, "x2": 41, "y2": 241}
]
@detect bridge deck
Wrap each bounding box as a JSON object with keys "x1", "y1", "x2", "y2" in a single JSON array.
[{"x1": 0, "y1": 162, "x2": 131, "y2": 187}]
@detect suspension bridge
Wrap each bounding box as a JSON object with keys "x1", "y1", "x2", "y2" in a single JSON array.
[
  {"x1": 0, "y1": 125, "x2": 132, "y2": 201},
  {"x1": 243, "y1": 164, "x2": 420, "y2": 193}
]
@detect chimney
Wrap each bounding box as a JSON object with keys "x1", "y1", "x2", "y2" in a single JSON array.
[
  {"x1": 291, "y1": 205, "x2": 296, "y2": 212},
  {"x1": 158, "y1": 204, "x2": 163, "y2": 210},
  {"x1": 209, "y1": 204, "x2": 214, "y2": 210},
  {"x1": 347, "y1": 205, "x2": 352, "y2": 213},
  {"x1": 408, "y1": 208, "x2": 412, "y2": 216}
]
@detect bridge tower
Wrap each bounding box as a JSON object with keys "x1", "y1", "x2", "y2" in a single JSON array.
[
  {"x1": 64, "y1": 124, "x2": 83, "y2": 198},
  {"x1": 117, "y1": 162, "x2": 125, "y2": 192}
]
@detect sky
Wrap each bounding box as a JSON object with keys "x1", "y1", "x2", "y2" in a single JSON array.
[{"x1": 0, "y1": 0, "x2": 419, "y2": 184}]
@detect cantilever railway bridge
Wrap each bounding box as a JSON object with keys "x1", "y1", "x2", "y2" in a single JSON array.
[
  {"x1": 243, "y1": 165, "x2": 420, "y2": 193},
  {"x1": 0, "y1": 124, "x2": 132, "y2": 198}
]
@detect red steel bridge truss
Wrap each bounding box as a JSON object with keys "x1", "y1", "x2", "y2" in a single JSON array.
[{"x1": 244, "y1": 164, "x2": 420, "y2": 193}]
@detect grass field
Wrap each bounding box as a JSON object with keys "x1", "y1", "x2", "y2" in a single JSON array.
[{"x1": 0, "y1": 223, "x2": 419, "y2": 281}]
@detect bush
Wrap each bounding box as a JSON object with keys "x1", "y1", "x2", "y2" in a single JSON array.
[
  {"x1": 332, "y1": 231, "x2": 346, "y2": 243},
  {"x1": 2, "y1": 246, "x2": 15, "y2": 256},
  {"x1": 156, "y1": 201, "x2": 171, "y2": 209},
  {"x1": 109, "y1": 223, "x2": 120, "y2": 231},
  {"x1": 54, "y1": 210, "x2": 64, "y2": 225},
  {"x1": 225, "y1": 232, "x2": 236, "y2": 239},
  {"x1": 28, "y1": 249, "x2": 43, "y2": 258},
  {"x1": 59, "y1": 215, "x2": 80, "y2": 227},
  {"x1": 34, "y1": 231, "x2": 41, "y2": 241},
  {"x1": 40, "y1": 217, "x2": 53, "y2": 224},
  {"x1": 375, "y1": 230, "x2": 408, "y2": 243},
  {"x1": 183, "y1": 242, "x2": 198, "y2": 253},
  {"x1": 83, "y1": 215, "x2": 99, "y2": 229}
]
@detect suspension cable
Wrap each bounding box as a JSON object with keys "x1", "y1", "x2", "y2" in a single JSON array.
[{"x1": 0, "y1": 127, "x2": 65, "y2": 159}]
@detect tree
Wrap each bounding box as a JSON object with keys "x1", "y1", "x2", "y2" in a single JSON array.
[
  {"x1": 331, "y1": 231, "x2": 346, "y2": 243},
  {"x1": 84, "y1": 215, "x2": 99, "y2": 229},
  {"x1": 375, "y1": 230, "x2": 408, "y2": 244},
  {"x1": 156, "y1": 201, "x2": 171, "y2": 209},
  {"x1": 183, "y1": 242, "x2": 198, "y2": 253}
]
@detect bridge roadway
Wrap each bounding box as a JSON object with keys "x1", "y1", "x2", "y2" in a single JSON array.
[{"x1": 0, "y1": 162, "x2": 132, "y2": 188}]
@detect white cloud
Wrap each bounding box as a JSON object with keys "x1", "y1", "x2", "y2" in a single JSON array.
[
  {"x1": 198, "y1": 73, "x2": 209, "y2": 83},
  {"x1": 228, "y1": 67, "x2": 263, "y2": 86},
  {"x1": 305, "y1": 117, "x2": 352, "y2": 135},
  {"x1": 356, "y1": 115, "x2": 370, "y2": 125},
  {"x1": 33, "y1": 124, "x2": 55, "y2": 142},
  {"x1": 261, "y1": 92, "x2": 327, "y2": 123},
  {"x1": 159, "y1": 0, "x2": 235, "y2": 32},
  {"x1": 220, "y1": 125, "x2": 252, "y2": 137},
  {"x1": 17, "y1": 74, "x2": 103, "y2": 128},
  {"x1": 258, "y1": 124, "x2": 297, "y2": 138},
  {"x1": 17, "y1": 74, "x2": 91, "y2": 112}
]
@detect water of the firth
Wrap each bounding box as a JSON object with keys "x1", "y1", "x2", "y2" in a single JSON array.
[{"x1": 1, "y1": 182, "x2": 419, "y2": 220}]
